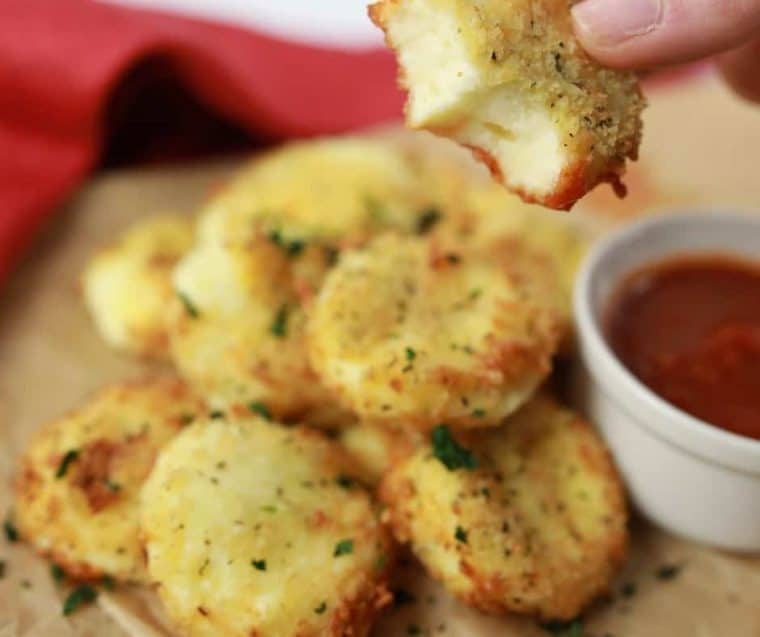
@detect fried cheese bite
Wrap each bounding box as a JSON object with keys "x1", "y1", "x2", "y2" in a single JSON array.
[
  {"x1": 140, "y1": 417, "x2": 393, "y2": 637},
  {"x1": 369, "y1": 0, "x2": 646, "y2": 209},
  {"x1": 14, "y1": 379, "x2": 205, "y2": 582},
  {"x1": 379, "y1": 395, "x2": 628, "y2": 620},
  {"x1": 169, "y1": 237, "x2": 338, "y2": 421},
  {"x1": 308, "y1": 234, "x2": 562, "y2": 430},
  {"x1": 169, "y1": 138, "x2": 440, "y2": 420},
  {"x1": 82, "y1": 214, "x2": 194, "y2": 358}
]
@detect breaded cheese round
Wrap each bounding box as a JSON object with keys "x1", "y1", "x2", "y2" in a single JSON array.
[
  {"x1": 195, "y1": 136, "x2": 428, "y2": 247},
  {"x1": 379, "y1": 395, "x2": 628, "y2": 620},
  {"x1": 168, "y1": 138, "x2": 443, "y2": 420},
  {"x1": 168, "y1": 236, "x2": 339, "y2": 420},
  {"x1": 308, "y1": 234, "x2": 562, "y2": 429},
  {"x1": 14, "y1": 379, "x2": 205, "y2": 582},
  {"x1": 140, "y1": 418, "x2": 393, "y2": 637},
  {"x1": 370, "y1": 0, "x2": 645, "y2": 209},
  {"x1": 82, "y1": 214, "x2": 194, "y2": 358}
]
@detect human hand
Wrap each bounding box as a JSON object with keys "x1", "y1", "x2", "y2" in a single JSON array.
[{"x1": 571, "y1": 0, "x2": 760, "y2": 102}]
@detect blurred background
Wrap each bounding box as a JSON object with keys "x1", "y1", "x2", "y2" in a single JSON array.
[{"x1": 1, "y1": 0, "x2": 759, "y2": 284}]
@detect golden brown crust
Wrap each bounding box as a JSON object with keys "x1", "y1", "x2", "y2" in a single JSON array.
[
  {"x1": 14, "y1": 378, "x2": 205, "y2": 583},
  {"x1": 141, "y1": 418, "x2": 395, "y2": 637},
  {"x1": 380, "y1": 395, "x2": 628, "y2": 620},
  {"x1": 370, "y1": 0, "x2": 645, "y2": 209}
]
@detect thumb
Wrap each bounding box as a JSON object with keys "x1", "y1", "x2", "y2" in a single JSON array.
[{"x1": 571, "y1": 0, "x2": 760, "y2": 69}]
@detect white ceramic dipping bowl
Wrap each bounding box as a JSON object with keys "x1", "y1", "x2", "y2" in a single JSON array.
[{"x1": 574, "y1": 211, "x2": 760, "y2": 552}]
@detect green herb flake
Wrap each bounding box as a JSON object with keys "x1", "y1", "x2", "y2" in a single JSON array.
[
  {"x1": 375, "y1": 554, "x2": 388, "y2": 571},
  {"x1": 333, "y1": 539, "x2": 354, "y2": 557},
  {"x1": 3, "y1": 518, "x2": 18, "y2": 543},
  {"x1": 471, "y1": 408, "x2": 486, "y2": 418},
  {"x1": 177, "y1": 291, "x2": 200, "y2": 318},
  {"x1": 431, "y1": 425, "x2": 477, "y2": 471},
  {"x1": 314, "y1": 601, "x2": 327, "y2": 614},
  {"x1": 50, "y1": 563, "x2": 66, "y2": 583},
  {"x1": 179, "y1": 413, "x2": 195, "y2": 426},
  {"x1": 209, "y1": 410, "x2": 225, "y2": 420},
  {"x1": 540, "y1": 619, "x2": 585, "y2": 637},
  {"x1": 260, "y1": 505, "x2": 277, "y2": 514},
  {"x1": 393, "y1": 588, "x2": 417, "y2": 606},
  {"x1": 270, "y1": 305, "x2": 289, "y2": 338},
  {"x1": 621, "y1": 581, "x2": 636, "y2": 598},
  {"x1": 105, "y1": 480, "x2": 121, "y2": 493},
  {"x1": 335, "y1": 475, "x2": 355, "y2": 490},
  {"x1": 416, "y1": 207, "x2": 442, "y2": 234},
  {"x1": 248, "y1": 401, "x2": 272, "y2": 420},
  {"x1": 101, "y1": 575, "x2": 116, "y2": 591},
  {"x1": 268, "y1": 230, "x2": 305, "y2": 257},
  {"x1": 454, "y1": 526, "x2": 469, "y2": 544},
  {"x1": 56, "y1": 449, "x2": 79, "y2": 479},
  {"x1": 251, "y1": 559, "x2": 267, "y2": 571},
  {"x1": 655, "y1": 563, "x2": 682, "y2": 581},
  {"x1": 62, "y1": 584, "x2": 98, "y2": 616},
  {"x1": 405, "y1": 347, "x2": 416, "y2": 362}
]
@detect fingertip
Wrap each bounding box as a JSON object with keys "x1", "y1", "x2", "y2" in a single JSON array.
[{"x1": 717, "y1": 38, "x2": 760, "y2": 104}]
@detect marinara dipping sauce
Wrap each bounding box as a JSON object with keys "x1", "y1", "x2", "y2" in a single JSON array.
[{"x1": 605, "y1": 254, "x2": 760, "y2": 440}]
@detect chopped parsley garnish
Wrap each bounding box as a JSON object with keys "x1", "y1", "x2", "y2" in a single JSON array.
[
  {"x1": 416, "y1": 207, "x2": 442, "y2": 234},
  {"x1": 0, "y1": 561, "x2": 5, "y2": 579},
  {"x1": 105, "y1": 480, "x2": 121, "y2": 493},
  {"x1": 431, "y1": 425, "x2": 477, "y2": 471},
  {"x1": 405, "y1": 347, "x2": 416, "y2": 362},
  {"x1": 393, "y1": 588, "x2": 416, "y2": 606},
  {"x1": 3, "y1": 518, "x2": 18, "y2": 543},
  {"x1": 270, "y1": 305, "x2": 289, "y2": 338},
  {"x1": 540, "y1": 619, "x2": 585, "y2": 636},
  {"x1": 50, "y1": 563, "x2": 66, "y2": 583},
  {"x1": 179, "y1": 413, "x2": 195, "y2": 426},
  {"x1": 177, "y1": 291, "x2": 200, "y2": 318},
  {"x1": 655, "y1": 563, "x2": 683, "y2": 581},
  {"x1": 55, "y1": 449, "x2": 79, "y2": 479},
  {"x1": 260, "y1": 505, "x2": 277, "y2": 513},
  {"x1": 209, "y1": 410, "x2": 225, "y2": 420},
  {"x1": 62, "y1": 584, "x2": 98, "y2": 616},
  {"x1": 454, "y1": 526, "x2": 469, "y2": 544},
  {"x1": 248, "y1": 401, "x2": 272, "y2": 420},
  {"x1": 101, "y1": 575, "x2": 116, "y2": 591},
  {"x1": 268, "y1": 230, "x2": 305, "y2": 257},
  {"x1": 251, "y1": 559, "x2": 267, "y2": 571},
  {"x1": 375, "y1": 554, "x2": 387, "y2": 571},
  {"x1": 314, "y1": 601, "x2": 327, "y2": 614},
  {"x1": 365, "y1": 196, "x2": 387, "y2": 224},
  {"x1": 333, "y1": 539, "x2": 354, "y2": 557},
  {"x1": 471, "y1": 408, "x2": 486, "y2": 418},
  {"x1": 335, "y1": 475, "x2": 355, "y2": 490}
]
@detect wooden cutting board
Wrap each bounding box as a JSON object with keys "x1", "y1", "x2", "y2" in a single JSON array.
[{"x1": 1, "y1": 73, "x2": 759, "y2": 637}]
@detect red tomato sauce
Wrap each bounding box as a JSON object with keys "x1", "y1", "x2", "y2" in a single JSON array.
[{"x1": 605, "y1": 254, "x2": 760, "y2": 440}]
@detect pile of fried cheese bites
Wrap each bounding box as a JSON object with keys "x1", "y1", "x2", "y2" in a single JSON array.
[{"x1": 13, "y1": 134, "x2": 627, "y2": 637}]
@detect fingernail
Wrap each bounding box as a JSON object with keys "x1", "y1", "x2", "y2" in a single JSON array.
[{"x1": 572, "y1": 0, "x2": 663, "y2": 45}]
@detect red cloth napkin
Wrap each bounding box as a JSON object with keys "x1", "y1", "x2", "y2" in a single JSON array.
[{"x1": 0, "y1": 0, "x2": 403, "y2": 283}]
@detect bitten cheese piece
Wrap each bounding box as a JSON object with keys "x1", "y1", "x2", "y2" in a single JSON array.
[{"x1": 370, "y1": 0, "x2": 645, "y2": 209}]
